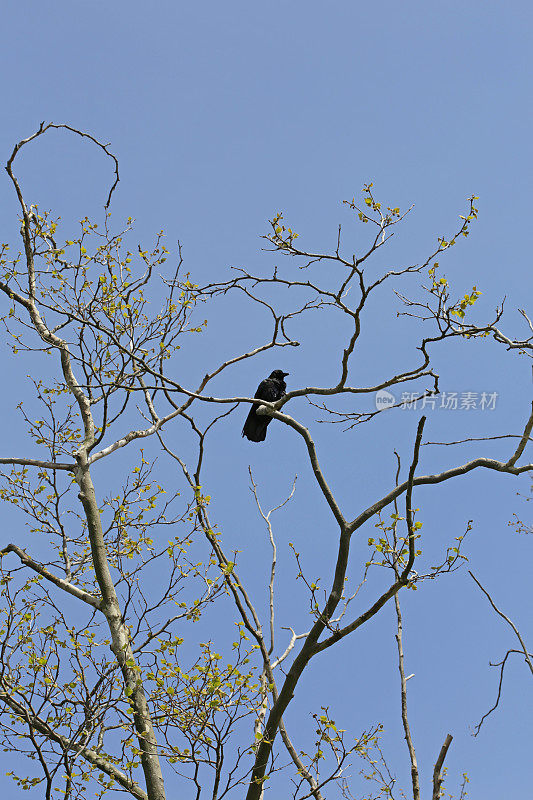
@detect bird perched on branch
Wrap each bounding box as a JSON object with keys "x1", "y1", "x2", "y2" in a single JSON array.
[{"x1": 242, "y1": 370, "x2": 289, "y2": 442}]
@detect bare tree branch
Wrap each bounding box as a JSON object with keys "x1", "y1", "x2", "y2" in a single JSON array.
[
  {"x1": 0, "y1": 457, "x2": 74, "y2": 471},
  {"x1": 0, "y1": 544, "x2": 100, "y2": 608},
  {"x1": 469, "y1": 571, "x2": 533, "y2": 677},
  {"x1": 432, "y1": 734, "x2": 453, "y2": 800}
]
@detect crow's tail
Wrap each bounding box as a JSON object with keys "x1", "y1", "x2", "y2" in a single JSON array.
[{"x1": 242, "y1": 410, "x2": 269, "y2": 442}]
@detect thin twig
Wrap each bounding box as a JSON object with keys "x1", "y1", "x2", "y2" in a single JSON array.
[{"x1": 469, "y1": 571, "x2": 533, "y2": 677}]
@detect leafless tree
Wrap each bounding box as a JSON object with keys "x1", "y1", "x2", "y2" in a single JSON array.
[{"x1": 0, "y1": 124, "x2": 531, "y2": 800}]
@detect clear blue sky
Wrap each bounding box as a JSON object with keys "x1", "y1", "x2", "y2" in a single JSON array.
[{"x1": 0, "y1": 1, "x2": 532, "y2": 798}]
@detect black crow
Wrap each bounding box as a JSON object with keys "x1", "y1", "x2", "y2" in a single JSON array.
[{"x1": 242, "y1": 370, "x2": 289, "y2": 442}]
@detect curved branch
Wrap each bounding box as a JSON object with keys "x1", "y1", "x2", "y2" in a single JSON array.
[
  {"x1": 0, "y1": 544, "x2": 100, "y2": 608},
  {"x1": 432, "y1": 734, "x2": 453, "y2": 800},
  {"x1": 6, "y1": 121, "x2": 119, "y2": 208},
  {"x1": 349, "y1": 402, "x2": 533, "y2": 534}
]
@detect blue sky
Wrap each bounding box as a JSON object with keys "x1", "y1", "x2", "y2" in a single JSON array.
[{"x1": 0, "y1": 1, "x2": 532, "y2": 798}]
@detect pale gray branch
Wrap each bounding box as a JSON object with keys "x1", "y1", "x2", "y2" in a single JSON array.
[
  {"x1": 432, "y1": 734, "x2": 453, "y2": 800},
  {"x1": 0, "y1": 544, "x2": 100, "y2": 608},
  {"x1": 0, "y1": 457, "x2": 74, "y2": 471},
  {"x1": 394, "y1": 592, "x2": 420, "y2": 800}
]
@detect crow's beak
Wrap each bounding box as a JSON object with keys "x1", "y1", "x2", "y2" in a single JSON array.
[{"x1": 283, "y1": 372, "x2": 290, "y2": 377}]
